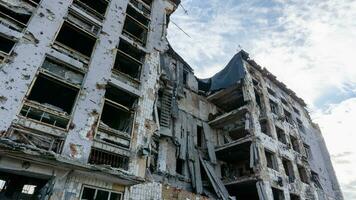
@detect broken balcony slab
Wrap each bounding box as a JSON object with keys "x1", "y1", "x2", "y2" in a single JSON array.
[
  {"x1": 0, "y1": 138, "x2": 143, "y2": 186},
  {"x1": 14, "y1": 117, "x2": 69, "y2": 138},
  {"x1": 96, "y1": 123, "x2": 132, "y2": 149},
  {"x1": 223, "y1": 175, "x2": 259, "y2": 187},
  {"x1": 208, "y1": 106, "x2": 248, "y2": 128},
  {"x1": 215, "y1": 136, "x2": 252, "y2": 162},
  {"x1": 207, "y1": 84, "x2": 245, "y2": 112},
  {"x1": 4, "y1": 125, "x2": 65, "y2": 153}
]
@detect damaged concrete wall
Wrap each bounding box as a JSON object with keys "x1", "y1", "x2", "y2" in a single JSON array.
[
  {"x1": 0, "y1": 0, "x2": 72, "y2": 132},
  {"x1": 0, "y1": 0, "x2": 342, "y2": 199},
  {"x1": 61, "y1": 0, "x2": 130, "y2": 164},
  {"x1": 0, "y1": 0, "x2": 181, "y2": 199},
  {"x1": 127, "y1": 0, "x2": 178, "y2": 178},
  {"x1": 243, "y1": 58, "x2": 343, "y2": 200}
]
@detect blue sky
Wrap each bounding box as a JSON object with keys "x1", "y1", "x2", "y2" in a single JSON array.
[{"x1": 167, "y1": 0, "x2": 356, "y2": 199}]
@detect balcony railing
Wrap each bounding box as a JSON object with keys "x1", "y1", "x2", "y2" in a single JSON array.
[
  {"x1": 3, "y1": 126, "x2": 65, "y2": 153},
  {"x1": 88, "y1": 148, "x2": 129, "y2": 170},
  {"x1": 20, "y1": 101, "x2": 70, "y2": 129}
]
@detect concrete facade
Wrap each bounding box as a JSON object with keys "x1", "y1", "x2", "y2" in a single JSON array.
[{"x1": 0, "y1": 0, "x2": 342, "y2": 200}]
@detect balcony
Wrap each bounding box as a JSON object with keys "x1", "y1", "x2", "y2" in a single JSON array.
[
  {"x1": 19, "y1": 57, "x2": 84, "y2": 130},
  {"x1": 207, "y1": 84, "x2": 246, "y2": 113},
  {"x1": 215, "y1": 136, "x2": 253, "y2": 163},
  {"x1": 20, "y1": 101, "x2": 71, "y2": 129},
  {"x1": 88, "y1": 148, "x2": 129, "y2": 170},
  {"x1": 209, "y1": 106, "x2": 248, "y2": 128},
  {"x1": 2, "y1": 125, "x2": 65, "y2": 153},
  {"x1": 95, "y1": 121, "x2": 132, "y2": 149}
]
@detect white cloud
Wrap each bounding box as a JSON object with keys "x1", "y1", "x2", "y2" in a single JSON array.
[
  {"x1": 314, "y1": 98, "x2": 356, "y2": 199},
  {"x1": 250, "y1": 0, "x2": 356, "y2": 106},
  {"x1": 168, "y1": 0, "x2": 356, "y2": 199}
]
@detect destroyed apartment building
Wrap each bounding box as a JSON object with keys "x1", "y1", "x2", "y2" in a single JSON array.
[{"x1": 0, "y1": 0, "x2": 343, "y2": 199}]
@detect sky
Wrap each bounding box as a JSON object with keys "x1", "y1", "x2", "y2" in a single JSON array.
[{"x1": 167, "y1": 0, "x2": 356, "y2": 199}]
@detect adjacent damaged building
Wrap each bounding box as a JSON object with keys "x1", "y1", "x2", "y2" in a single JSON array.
[{"x1": 0, "y1": 0, "x2": 343, "y2": 200}]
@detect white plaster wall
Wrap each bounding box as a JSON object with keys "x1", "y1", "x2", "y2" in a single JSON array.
[{"x1": 0, "y1": 0, "x2": 73, "y2": 131}]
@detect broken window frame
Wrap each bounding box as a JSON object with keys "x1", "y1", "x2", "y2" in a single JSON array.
[
  {"x1": 267, "y1": 87, "x2": 276, "y2": 97},
  {"x1": 283, "y1": 109, "x2": 293, "y2": 125},
  {"x1": 129, "y1": 0, "x2": 152, "y2": 17},
  {"x1": 4, "y1": 126, "x2": 65, "y2": 153},
  {"x1": 292, "y1": 106, "x2": 300, "y2": 115},
  {"x1": 0, "y1": 34, "x2": 16, "y2": 59},
  {"x1": 175, "y1": 158, "x2": 185, "y2": 176},
  {"x1": 122, "y1": 4, "x2": 150, "y2": 46},
  {"x1": 290, "y1": 135, "x2": 300, "y2": 153},
  {"x1": 297, "y1": 165, "x2": 309, "y2": 184},
  {"x1": 99, "y1": 98, "x2": 135, "y2": 132},
  {"x1": 280, "y1": 98, "x2": 288, "y2": 106},
  {"x1": 254, "y1": 88, "x2": 263, "y2": 112},
  {"x1": 112, "y1": 40, "x2": 145, "y2": 80},
  {"x1": 260, "y1": 119, "x2": 272, "y2": 137},
  {"x1": 296, "y1": 118, "x2": 305, "y2": 133},
  {"x1": 0, "y1": 171, "x2": 50, "y2": 199},
  {"x1": 19, "y1": 58, "x2": 83, "y2": 130},
  {"x1": 282, "y1": 157, "x2": 295, "y2": 182},
  {"x1": 72, "y1": 0, "x2": 110, "y2": 20},
  {"x1": 96, "y1": 85, "x2": 138, "y2": 146},
  {"x1": 269, "y1": 99, "x2": 279, "y2": 115},
  {"x1": 311, "y1": 171, "x2": 323, "y2": 189},
  {"x1": 265, "y1": 149, "x2": 278, "y2": 171},
  {"x1": 67, "y1": 8, "x2": 102, "y2": 36},
  {"x1": 53, "y1": 20, "x2": 97, "y2": 62},
  {"x1": 289, "y1": 193, "x2": 300, "y2": 200},
  {"x1": 80, "y1": 185, "x2": 123, "y2": 200},
  {"x1": 0, "y1": 2, "x2": 33, "y2": 31},
  {"x1": 271, "y1": 187, "x2": 285, "y2": 200},
  {"x1": 276, "y1": 126, "x2": 287, "y2": 145},
  {"x1": 303, "y1": 143, "x2": 312, "y2": 159},
  {"x1": 252, "y1": 78, "x2": 260, "y2": 87},
  {"x1": 40, "y1": 56, "x2": 85, "y2": 86}
]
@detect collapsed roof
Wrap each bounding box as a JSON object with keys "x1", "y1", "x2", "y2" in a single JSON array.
[
  {"x1": 198, "y1": 51, "x2": 246, "y2": 93},
  {"x1": 197, "y1": 50, "x2": 306, "y2": 107}
]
